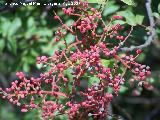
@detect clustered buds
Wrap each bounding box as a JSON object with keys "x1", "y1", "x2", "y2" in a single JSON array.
[{"x1": 0, "y1": 1, "x2": 151, "y2": 120}]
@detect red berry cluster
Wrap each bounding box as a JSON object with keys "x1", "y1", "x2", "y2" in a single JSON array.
[{"x1": 0, "y1": 1, "x2": 151, "y2": 120}]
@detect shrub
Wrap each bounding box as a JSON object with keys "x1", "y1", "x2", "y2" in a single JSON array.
[{"x1": 0, "y1": 1, "x2": 153, "y2": 120}]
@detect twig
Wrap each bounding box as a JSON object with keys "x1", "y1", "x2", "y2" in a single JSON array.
[
  {"x1": 120, "y1": 0, "x2": 156, "y2": 52},
  {"x1": 120, "y1": 26, "x2": 134, "y2": 46}
]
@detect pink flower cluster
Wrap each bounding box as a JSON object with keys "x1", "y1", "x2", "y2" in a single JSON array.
[{"x1": 0, "y1": 1, "x2": 152, "y2": 120}]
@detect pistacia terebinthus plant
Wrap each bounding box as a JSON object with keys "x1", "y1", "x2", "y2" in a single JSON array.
[{"x1": 0, "y1": 1, "x2": 152, "y2": 120}]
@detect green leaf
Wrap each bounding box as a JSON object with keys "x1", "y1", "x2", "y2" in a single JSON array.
[
  {"x1": 135, "y1": 15, "x2": 144, "y2": 25},
  {"x1": 23, "y1": 63, "x2": 30, "y2": 72},
  {"x1": 107, "y1": 87, "x2": 113, "y2": 93},
  {"x1": 65, "y1": 33, "x2": 75, "y2": 45},
  {"x1": 0, "y1": 18, "x2": 11, "y2": 37},
  {"x1": 35, "y1": 28, "x2": 52, "y2": 37},
  {"x1": 158, "y1": 3, "x2": 160, "y2": 13},
  {"x1": 137, "y1": 53, "x2": 146, "y2": 62},
  {"x1": 25, "y1": 27, "x2": 36, "y2": 39},
  {"x1": 7, "y1": 38, "x2": 17, "y2": 55},
  {"x1": 0, "y1": 39, "x2": 5, "y2": 53},
  {"x1": 83, "y1": 0, "x2": 105, "y2": 4},
  {"x1": 89, "y1": 117, "x2": 94, "y2": 120},
  {"x1": 64, "y1": 68, "x2": 73, "y2": 93},
  {"x1": 119, "y1": 86, "x2": 128, "y2": 93},
  {"x1": 88, "y1": 76, "x2": 100, "y2": 86},
  {"x1": 64, "y1": 68, "x2": 73, "y2": 81},
  {"x1": 24, "y1": 110, "x2": 41, "y2": 120},
  {"x1": 120, "y1": 0, "x2": 135, "y2": 6},
  {"x1": 8, "y1": 17, "x2": 22, "y2": 37},
  {"x1": 117, "y1": 11, "x2": 137, "y2": 26},
  {"x1": 65, "y1": 19, "x2": 74, "y2": 26},
  {"x1": 147, "y1": 77, "x2": 154, "y2": 83},
  {"x1": 30, "y1": 49, "x2": 38, "y2": 56},
  {"x1": 103, "y1": 1, "x2": 120, "y2": 16},
  {"x1": 27, "y1": 17, "x2": 35, "y2": 28},
  {"x1": 36, "y1": 63, "x2": 43, "y2": 69},
  {"x1": 57, "y1": 114, "x2": 68, "y2": 120},
  {"x1": 113, "y1": 20, "x2": 126, "y2": 25},
  {"x1": 100, "y1": 59, "x2": 110, "y2": 67},
  {"x1": 153, "y1": 12, "x2": 160, "y2": 19},
  {"x1": 0, "y1": 105, "x2": 16, "y2": 120}
]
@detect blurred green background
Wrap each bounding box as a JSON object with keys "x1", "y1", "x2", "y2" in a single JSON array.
[{"x1": 0, "y1": 0, "x2": 160, "y2": 120}]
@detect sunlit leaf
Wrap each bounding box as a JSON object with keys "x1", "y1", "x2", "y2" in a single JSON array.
[
  {"x1": 103, "y1": 1, "x2": 120, "y2": 16},
  {"x1": 0, "y1": 18, "x2": 11, "y2": 37},
  {"x1": 83, "y1": 0, "x2": 105, "y2": 4},
  {"x1": 113, "y1": 20, "x2": 126, "y2": 25},
  {"x1": 117, "y1": 10, "x2": 137, "y2": 26},
  {"x1": 158, "y1": 3, "x2": 160, "y2": 13},
  {"x1": 100, "y1": 59, "x2": 110, "y2": 67},
  {"x1": 8, "y1": 17, "x2": 22, "y2": 37},
  {"x1": 65, "y1": 19, "x2": 74, "y2": 26},
  {"x1": 153, "y1": 12, "x2": 160, "y2": 19},
  {"x1": 120, "y1": 0, "x2": 135, "y2": 6},
  {"x1": 119, "y1": 86, "x2": 128, "y2": 93},
  {"x1": 136, "y1": 15, "x2": 144, "y2": 25},
  {"x1": 27, "y1": 17, "x2": 35, "y2": 28}
]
